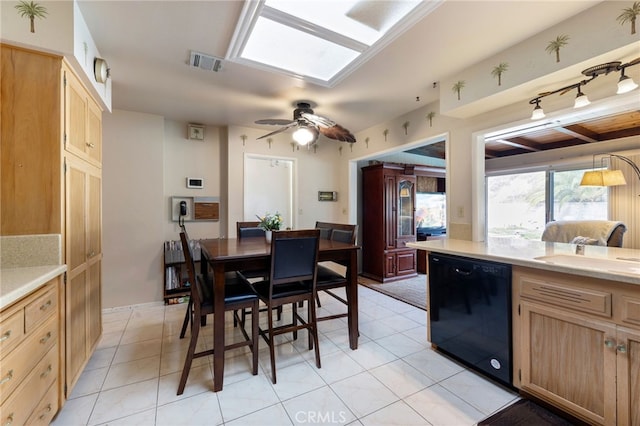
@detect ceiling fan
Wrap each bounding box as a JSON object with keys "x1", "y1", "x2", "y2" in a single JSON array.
[{"x1": 255, "y1": 102, "x2": 356, "y2": 145}]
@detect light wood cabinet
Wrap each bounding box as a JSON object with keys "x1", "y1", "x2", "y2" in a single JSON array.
[
  {"x1": 65, "y1": 68, "x2": 102, "y2": 167},
  {"x1": 1, "y1": 44, "x2": 102, "y2": 401},
  {"x1": 513, "y1": 266, "x2": 640, "y2": 425},
  {"x1": 65, "y1": 155, "x2": 102, "y2": 390},
  {"x1": 0, "y1": 278, "x2": 62, "y2": 426}
]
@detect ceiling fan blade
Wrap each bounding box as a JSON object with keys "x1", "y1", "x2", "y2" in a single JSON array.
[
  {"x1": 318, "y1": 123, "x2": 356, "y2": 143},
  {"x1": 256, "y1": 122, "x2": 298, "y2": 139},
  {"x1": 255, "y1": 119, "x2": 296, "y2": 126},
  {"x1": 300, "y1": 112, "x2": 336, "y2": 128}
]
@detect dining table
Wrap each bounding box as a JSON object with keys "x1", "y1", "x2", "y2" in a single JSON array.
[{"x1": 199, "y1": 235, "x2": 360, "y2": 391}]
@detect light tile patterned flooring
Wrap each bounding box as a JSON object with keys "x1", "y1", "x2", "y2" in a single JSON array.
[{"x1": 52, "y1": 285, "x2": 518, "y2": 425}]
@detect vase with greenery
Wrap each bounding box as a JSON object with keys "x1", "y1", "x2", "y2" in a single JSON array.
[{"x1": 256, "y1": 212, "x2": 282, "y2": 243}]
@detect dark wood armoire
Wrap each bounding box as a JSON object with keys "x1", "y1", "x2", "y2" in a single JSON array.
[{"x1": 361, "y1": 162, "x2": 445, "y2": 282}]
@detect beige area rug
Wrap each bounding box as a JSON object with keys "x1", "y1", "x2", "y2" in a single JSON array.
[{"x1": 359, "y1": 274, "x2": 427, "y2": 310}]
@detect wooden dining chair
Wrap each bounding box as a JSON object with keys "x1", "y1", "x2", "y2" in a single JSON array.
[
  {"x1": 313, "y1": 222, "x2": 357, "y2": 324},
  {"x1": 237, "y1": 229, "x2": 321, "y2": 384},
  {"x1": 177, "y1": 231, "x2": 259, "y2": 395},
  {"x1": 236, "y1": 221, "x2": 265, "y2": 238},
  {"x1": 178, "y1": 224, "x2": 240, "y2": 336},
  {"x1": 236, "y1": 221, "x2": 281, "y2": 321}
]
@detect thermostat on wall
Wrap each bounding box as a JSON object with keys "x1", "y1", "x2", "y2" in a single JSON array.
[{"x1": 186, "y1": 177, "x2": 203, "y2": 189}]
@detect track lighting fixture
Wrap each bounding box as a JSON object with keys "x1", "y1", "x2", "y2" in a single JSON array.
[
  {"x1": 574, "y1": 86, "x2": 590, "y2": 108},
  {"x1": 529, "y1": 57, "x2": 639, "y2": 120},
  {"x1": 530, "y1": 99, "x2": 545, "y2": 120}
]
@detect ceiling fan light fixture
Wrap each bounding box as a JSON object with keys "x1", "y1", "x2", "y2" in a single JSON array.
[
  {"x1": 617, "y1": 73, "x2": 638, "y2": 94},
  {"x1": 292, "y1": 126, "x2": 317, "y2": 145}
]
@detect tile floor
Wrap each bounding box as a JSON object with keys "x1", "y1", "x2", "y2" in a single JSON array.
[{"x1": 52, "y1": 285, "x2": 518, "y2": 425}]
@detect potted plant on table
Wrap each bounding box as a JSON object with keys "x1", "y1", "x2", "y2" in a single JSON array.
[{"x1": 256, "y1": 212, "x2": 283, "y2": 243}]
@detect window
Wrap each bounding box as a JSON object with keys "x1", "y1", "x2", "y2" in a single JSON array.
[{"x1": 487, "y1": 167, "x2": 608, "y2": 240}]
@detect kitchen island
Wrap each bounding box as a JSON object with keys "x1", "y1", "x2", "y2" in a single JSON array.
[{"x1": 408, "y1": 238, "x2": 640, "y2": 426}]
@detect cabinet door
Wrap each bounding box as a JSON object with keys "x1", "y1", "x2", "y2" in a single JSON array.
[
  {"x1": 64, "y1": 66, "x2": 102, "y2": 168},
  {"x1": 520, "y1": 301, "x2": 617, "y2": 425},
  {"x1": 384, "y1": 252, "x2": 396, "y2": 279},
  {"x1": 86, "y1": 98, "x2": 102, "y2": 166},
  {"x1": 87, "y1": 172, "x2": 102, "y2": 350},
  {"x1": 395, "y1": 249, "x2": 416, "y2": 277},
  {"x1": 65, "y1": 69, "x2": 88, "y2": 159},
  {"x1": 384, "y1": 175, "x2": 396, "y2": 250},
  {"x1": 396, "y1": 177, "x2": 415, "y2": 246},
  {"x1": 64, "y1": 156, "x2": 102, "y2": 395},
  {"x1": 616, "y1": 326, "x2": 640, "y2": 426}
]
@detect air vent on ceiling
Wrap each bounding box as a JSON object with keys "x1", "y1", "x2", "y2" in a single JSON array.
[{"x1": 189, "y1": 50, "x2": 223, "y2": 72}]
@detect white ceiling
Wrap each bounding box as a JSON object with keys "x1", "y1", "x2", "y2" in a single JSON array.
[{"x1": 77, "y1": 0, "x2": 602, "y2": 137}]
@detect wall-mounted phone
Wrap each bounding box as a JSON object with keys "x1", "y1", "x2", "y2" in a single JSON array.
[{"x1": 179, "y1": 201, "x2": 187, "y2": 216}]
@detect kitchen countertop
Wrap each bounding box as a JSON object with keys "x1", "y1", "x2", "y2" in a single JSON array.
[
  {"x1": 0, "y1": 234, "x2": 66, "y2": 310},
  {"x1": 408, "y1": 238, "x2": 640, "y2": 285},
  {"x1": 0, "y1": 265, "x2": 67, "y2": 310}
]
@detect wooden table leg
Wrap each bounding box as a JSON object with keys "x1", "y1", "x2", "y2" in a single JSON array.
[
  {"x1": 347, "y1": 249, "x2": 359, "y2": 350},
  {"x1": 212, "y1": 263, "x2": 226, "y2": 391}
]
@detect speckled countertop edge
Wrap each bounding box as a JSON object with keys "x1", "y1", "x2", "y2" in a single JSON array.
[
  {"x1": 0, "y1": 234, "x2": 65, "y2": 310},
  {"x1": 408, "y1": 238, "x2": 640, "y2": 286}
]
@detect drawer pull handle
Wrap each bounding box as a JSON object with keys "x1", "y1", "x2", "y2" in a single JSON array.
[
  {"x1": 40, "y1": 364, "x2": 52, "y2": 378},
  {"x1": 86, "y1": 142, "x2": 95, "y2": 148},
  {"x1": 40, "y1": 332, "x2": 52, "y2": 344},
  {"x1": 40, "y1": 300, "x2": 52, "y2": 310},
  {"x1": 604, "y1": 338, "x2": 616, "y2": 349},
  {"x1": 617, "y1": 343, "x2": 627, "y2": 353},
  {"x1": 0, "y1": 331, "x2": 11, "y2": 342},
  {"x1": 4, "y1": 413, "x2": 13, "y2": 426},
  {"x1": 37, "y1": 403, "x2": 53, "y2": 420},
  {"x1": 0, "y1": 370, "x2": 13, "y2": 385}
]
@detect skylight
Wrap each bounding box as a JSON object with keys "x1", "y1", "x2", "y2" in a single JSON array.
[{"x1": 227, "y1": 0, "x2": 442, "y2": 87}]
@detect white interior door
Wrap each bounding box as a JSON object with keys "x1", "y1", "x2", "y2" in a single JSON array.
[{"x1": 244, "y1": 155, "x2": 295, "y2": 230}]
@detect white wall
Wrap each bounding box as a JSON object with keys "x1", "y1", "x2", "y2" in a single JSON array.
[
  {"x1": 102, "y1": 110, "x2": 165, "y2": 308},
  {"x1": 162, "y1": 120, "x2": 221, "y2": 241}
]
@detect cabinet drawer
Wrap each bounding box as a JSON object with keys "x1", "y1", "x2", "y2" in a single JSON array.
[
  {"x1": 620, "y1": 295, "x2": 640, "y2": 327},
  {"x1": 0, "y1": 308, "x2": 25, "y2": 359},
  {"x1": 0, "y1": 315, "x2": 57, "y2": 403},
  {"x1": 0, "y1": 345, "x2": 58, "y2": 426},
  {"x1": 520, "y1": 277, "x2": 611, "y2": 317},
  {"x1": 25, "y1": 380, "x2": 58, "y2": 425},
  {"x1": 25, "y1": 283, "x2": 57, "y2": 333}
]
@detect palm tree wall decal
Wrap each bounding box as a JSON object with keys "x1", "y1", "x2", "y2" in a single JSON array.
[
  {"x1": 426, "y1": 112, "x2": 436, "y2": 127},
  {"x1": 546, "y1": 35, "x2": 570, "y2": 63},
  {"x1": 15, "y1": 1, "x2": 48, "y2": 33},
  {"x1": 491, "y1": 62, "x2": 509, "y2": 86},
  {"x1": 617, "y1": 1, "x2": 640, "y2": 34},
  {"x1": 452, "y1": 80, "x2": 465, "y2": 101}
]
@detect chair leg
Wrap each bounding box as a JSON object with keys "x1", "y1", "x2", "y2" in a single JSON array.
[
  {"x1": 316, "y1": 293, "x2": 322, "y2": 308},
  {"x1": 267, "y1": 305, "x2": 277, "y2": 384},
  {"x1": 309, "y1": 297, "x2": 321, "y2": 369},
  {"x1": 177, "y1": 312, "x2": 201, "y2": 395},
  {"x1": 179, "y1": 299, "x2": 192, "y2": 339},
  {"x1": 292, "y1": 302, "x2": 298, "y2": 341},
  {"x1": 251, "y1": 301, "x2": 259, "y2": 375}
]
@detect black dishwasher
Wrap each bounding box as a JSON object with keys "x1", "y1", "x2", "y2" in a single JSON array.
[{"x1": 428, "y1": 253, "x2": 512, "y2": 388}]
